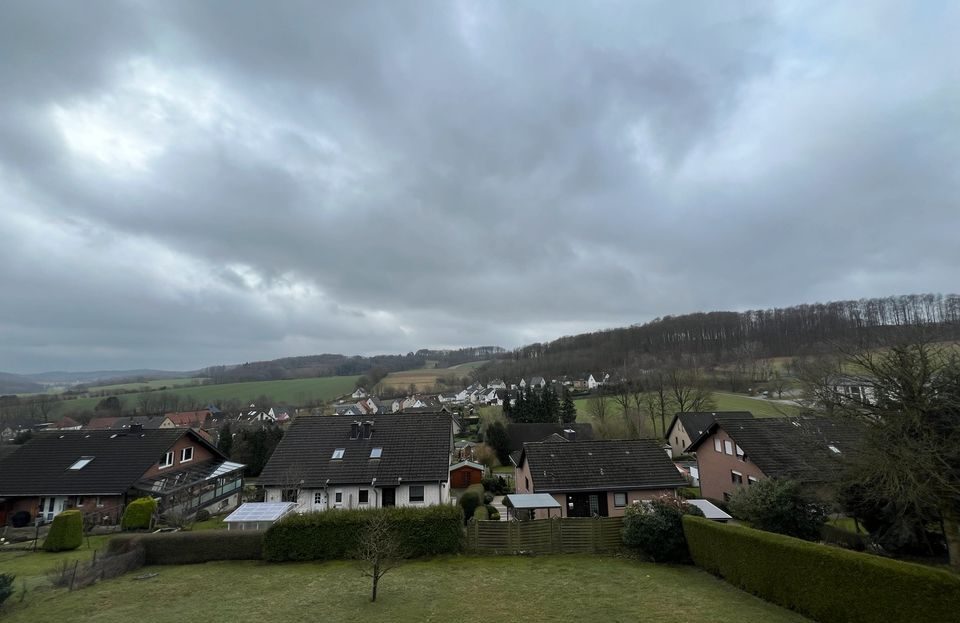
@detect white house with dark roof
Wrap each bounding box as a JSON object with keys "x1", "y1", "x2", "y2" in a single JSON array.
[{"x1": 259, "y1": 415, "x2": 453, "y2": 513}]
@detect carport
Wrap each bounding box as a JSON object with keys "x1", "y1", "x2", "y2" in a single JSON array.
[{"x1": 503, "y1": 493, "x2": 562, "y2": 520}]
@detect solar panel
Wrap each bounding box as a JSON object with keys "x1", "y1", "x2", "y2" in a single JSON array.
[{"x1": 224, "y1": 502, "x2": 297, "y2": 523}]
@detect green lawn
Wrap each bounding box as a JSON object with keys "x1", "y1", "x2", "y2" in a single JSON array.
[
  {"x1": 48, "y1": 375, "x2": 361, "y2": 416},
  {"x1": 84, "y1": 377, "x2": 209, "y2": 393},
  {"x1": 2, "y1": 554, "x2": 810, "y2": 622},
  {"x1": 574, "y1": 391, "x2": 801, "y2": 423},
  {"x1": 0, "y1": 534, "x2": 114, "y2": 598}
]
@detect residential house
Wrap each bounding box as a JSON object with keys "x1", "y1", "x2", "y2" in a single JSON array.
[
  {"x1": 52, "y1": 416, "x2": 83, "y2": 431},
  {"x1": 163, "y1": 410, "x2": 213, "y2": 429},
  {"x1": 449, "y1": 460, "x2": 485, "y2": 489},
  {"x1": 514, "y1": 438, "x2": 686, "y2": 518},
  {"x1": 528, "y1": 376, "x2": 546, "y2": 389},
  {"x1": 687, "y1": 414, "x2": 862, "y2": 501},
  {"x1": 352, "y1": 387, "x2": 368, "y2": 399},
  {"x1": 518, "y1": 378, "x2": 527, "y2": 389},
  {"x1": 487, "y1": 379, "x2": 507, "y2": 390},
  {"x1": 0, "y1": 428, "x2": 243, "y2": 526},
  {"x1": 85, "y1": 416, "x2": 166, "y2": 431},
  {"x1": 259, "y1": 414, "x2": 454, "y2": 513},
  {"x1": 665, "y1": 412, "x2": 754, "y2": 458},
  {"x1": 268, "y1": 406, "x2": 293, "y2": 424},
  {"x1": 505, "y1": 423, "x2": 594, "y2": 466},
  {"x1": 829, "y1": 375, "x2": 876, "y2": 405},
  {"x1": 587, "y1": 373, "x2": 609, "y2": 390}
]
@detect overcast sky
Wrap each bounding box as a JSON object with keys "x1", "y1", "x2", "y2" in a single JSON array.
[{"x1": 2, "y1": 1, "x2": 959, "y2": 373}]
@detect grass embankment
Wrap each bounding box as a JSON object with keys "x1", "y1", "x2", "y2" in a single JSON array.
[
  {"x1": 3, "y1": 554, "x2": 810, "y2": 622},
  {"x1": 47, "y1": 376, "x2": 361, "y2": 416},
  {"x1": 574, "y1": 391, "x2": 801, "y2": 423}
]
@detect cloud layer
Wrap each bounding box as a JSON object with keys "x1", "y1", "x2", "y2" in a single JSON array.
[{"x1": 3, "y1": 1, "x2": 959, "y2": 372}]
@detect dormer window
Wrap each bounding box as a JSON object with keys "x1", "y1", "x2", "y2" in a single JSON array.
[
  {"x1": 332, "y1": 448, "x2": 345, "y2": 459},
  {"x1": 159, "y1": 451, "x2": 174, "y2": 469},
  {"x1": 69, "y1": 456, "x2": 94, "y2": 470},
  {"x1": 181, "y1": 447, "x2": 194, "y2": 462},
  {"x1": 370, "y1": 447, "x2": 382, "y2": 459}
]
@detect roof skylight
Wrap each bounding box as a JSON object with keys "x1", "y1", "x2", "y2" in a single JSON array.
[{"x1": 69, "y1": 456, "x2": 95, "y2": 470}]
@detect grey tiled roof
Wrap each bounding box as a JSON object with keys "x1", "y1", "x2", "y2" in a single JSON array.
[
  {"x1": 0, "y1": 429, "x2": 221, "y2": 496},
  {"x1": 521, "y1": 439, "x2": 686, "y2": 492},
  {"x1": 689, "y1": 415, "x2": 862, "y2": 482},
  {"x1": 505, "y1": 423, "x2": 594, "y2": 453},
  {"x1": 668, "y1": 411, "x2": 754, "y2": 447},
  {"x1": 258, "y1": 414, "x2": 452, "y2": 487}
]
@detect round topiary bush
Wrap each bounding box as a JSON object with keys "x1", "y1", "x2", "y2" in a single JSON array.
[
  {"x1": 121, "y1": 497, "x2": 157, "y2": 531},
  {"x1": 196, "y1": 509, "x2": 211, "y2": 522},
  {"x1": 483, "y1": 492, "x2": 494, "y2": 504},
  {"x1": 43, "y1": 510, "x2": 83, "y2": 552}
]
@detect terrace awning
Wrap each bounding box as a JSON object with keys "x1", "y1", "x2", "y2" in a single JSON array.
[
  {"x1": 133, "y1": 460, "x2": 245, "y2": 496},
  {"x1": 503, "y1": 493, "x2": 561, "y2": 510}
]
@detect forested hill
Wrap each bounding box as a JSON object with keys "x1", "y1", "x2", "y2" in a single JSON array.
[
  {"x1": 478, "y1": 294, "x2": 960, "y2": 381},
  {"x1": 202, "y1": 346, "x2": 505, "y2": 384}
]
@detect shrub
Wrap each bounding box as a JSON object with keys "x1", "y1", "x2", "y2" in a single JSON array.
[
  {"x1": 121, "y1": 497, "x2": 157, "y2": 531},
  {"x1": 263, "y1": 505, "x2": 464, "y2": 562},
  {"x1": 483, "y1": 492, "x2": 494, "y2": 504},
  {"x1": 10, "y1": 511, "x2": 31, "y2": 528},
  {"x1": 621, "y1": 496, "x2": 703, "y2": 563},
  {"x1": 459, "y1": 492, "x2": 481, "y2": 522},
  {"x1": 484, "y1": 504, "x2": 500, "y2": 520},
  {"x1": 677, "y1": 486, "x2": 700, "y2": 499},
  {"x1": 683, "y1": 516, "x2": 960, "y2": 623},
  {"x1": 0, "y1": 574, "x2": 14, "y2": 607},
  {"x1": 196, "y1": 509, "x2": 211, "y2": 522},
  {"x1": 727, "y1": 478, "x2": 828, "y2": 541},
  {"x1": 481, "y1": 475, "x2": 509, "y2": 496},
  {"x1": 42, "y1": 510, "x2": 83, "y2": 552},
  {"x1": 106, "y1": 531, "x2": 263, "y2": 565}
]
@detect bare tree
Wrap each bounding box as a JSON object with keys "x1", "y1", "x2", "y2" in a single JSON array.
[
  {"x1": 29, "y1": 394, "x2": 58, "y2": 423},
  {"x1": 586, "y1": 392, "x2": 609, "y2": 422},
  {"x1": 356, "y1": 513, "x2": 402, "y2": 602},
  {"x1": 611, "y1": 382, "x2": 632, "y2": 421},
  {"x1": 668, "y1": 368, "x2": 714, "y2": 413}
]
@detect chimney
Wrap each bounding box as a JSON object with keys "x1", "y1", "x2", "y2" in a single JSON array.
[
  {"x1": 130, "y1": 424, "x2": 143, "y2": 434},
  {"x1": 562, "y1": 428, "x2": 577, "y2": 441},
  {"x1": 350, "y1": 421, "x2": 360, "y2": 440},
  {"x1": 362, "y1": 421, "x2": 373, "y2": 439}
]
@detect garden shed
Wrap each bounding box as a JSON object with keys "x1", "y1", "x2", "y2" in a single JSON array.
[{"x1": 224, "y1": 502, "x2": 297, "y2": 531}]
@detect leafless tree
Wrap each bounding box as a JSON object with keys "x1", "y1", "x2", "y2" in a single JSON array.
[
  {"x1": 29, "y1": 394, "x2": 58, "y2": 423},
  {"x1": 356, "y1": 513, "x2": 402, "y2": 602},
  {"x1": 668, "y1": 368, "x2": 714, "y2": 413},
  {"x1": 611, "y1": 382, "x2": 632, "y2": 421},
  {"x1": 586, "y1": 392, "x2": 609, "y2": 422}
]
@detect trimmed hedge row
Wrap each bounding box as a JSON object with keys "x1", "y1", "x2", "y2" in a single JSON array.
[
  {"x1": 107, "y1": 531, "x2": 263, "y2": 565},
  {"x1": 43, "y1": 510, "x2": 83, "y2": 552},
  {"x1": 683, "y1": 516, "x2": 960, "y2": 623},
  {"x1": 264, "y1": 505, "x2": 464, "y2": 562}
]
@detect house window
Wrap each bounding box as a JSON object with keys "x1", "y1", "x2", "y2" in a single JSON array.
[
  {"x1": 714, "y1": 439, "x2": 722, "y2": 453},
  {"x1": 313, "y1": 492, "x2": 324, "y2": 505},
  {"x1": 370, "y1": 447, "x2": 382, "y2": 459},
  {"x1": 409, "y1": 485, "x2": 425, "y2": 503},
  {"x1": 96, "y1": 496, "x2": 104, "y2": 508},
  {"x1": 281, "y1": 489, "x2": 298, "y2": 503},
  {"x1": 334, "y1": 490, "x2": 343, "y2": 505},
  {"x1": 675, "y1": 437, "x2": 679, "y2": 446},
  {"x1": 332, "y1": 448, "x2": 345, "y2": 459},
  {"x1": 735, "y1": 445, "x2": 745, "y2": 461},
  {"x1": 181, "y1": 446, "x2": 194, "y2": 463},
  {"x1": 69, "y1": 456, "x2": 95, "y2": 470},
  {"x1": 614, "y1": 492, "x2": 627, "y2": 507},
  {"x1": 359, "y1": 489, "x2": 369, "y2": 505},
  {"x1": 76, "y1": 496, "x2": 84, "y2": 507},
  {"x1": 159, "y1": 451, "x2": 174, "y2": 469},
  {"x1": 747, "y1": 476, "x2": 759, "y2": 485},
  {"x1": 731, "y1": 471, "x2": 743, "y2": 484},
  {"x1": 525, "y1": 477, "x2": 530, "y2": 491},
  {"x1": 724, "y1": 440, "x2": 734, "y2": 455}
]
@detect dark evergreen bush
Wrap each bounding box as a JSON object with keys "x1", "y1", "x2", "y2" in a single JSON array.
[
  {"x1": 107, "y1": 531, "x2": 262, "y2": 564},
  {"x1": 621, "y1": 496, "x2": 703, "y2": 562}
]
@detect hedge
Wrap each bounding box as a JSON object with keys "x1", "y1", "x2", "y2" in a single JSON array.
[
  {"x1": 683, "y1": 516, "x2": 960, "y2": 623},
  {"x1": 264, "y1": 505, "x2": 464, "y2": 562},
  {"x1": 107, "y1": 531, "x2": 263, "y2": 565},
  {"x1": 43, "y1": 510, "x2": 83, "y2": 552},
  {"x1": 121, "y1": 497, "x2": 156, "y2": 531}
]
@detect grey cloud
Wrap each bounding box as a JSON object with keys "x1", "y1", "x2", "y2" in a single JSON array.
[{"x1": 1, "y1": 1, "x2": 958, "y2": 371}]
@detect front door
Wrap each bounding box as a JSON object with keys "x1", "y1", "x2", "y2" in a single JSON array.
[
  {"x1": 38, "y1": 496, "x2": 69, "y2": 523},
  {"x1": 381, "y1": 487, "x2": 396, "y2": 507}
]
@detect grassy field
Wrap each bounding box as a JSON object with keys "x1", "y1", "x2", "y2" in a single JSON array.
[
  {"x1": 380, "y1": 361, "x2": 486, "y2": 391},
  {"x1": 50, "y1": 375, "x2": 360, "y2": 415},
  {"x1": 2, "y1": 554, "x2": 809, "y2": 622},
  {"x1": 0, "y1": 534, "x2": 114, "y2": 598},
  {"x1": 574, "y1": 391, "x2": 801, "y2": 423},
  {"x1": 83, "y1": 377, "x2": 209, "y2": 392}
]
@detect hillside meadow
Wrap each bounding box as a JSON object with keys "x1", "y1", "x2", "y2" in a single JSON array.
[{"x1": 47, "y1": 375, "x2": 360, "y2": 416}]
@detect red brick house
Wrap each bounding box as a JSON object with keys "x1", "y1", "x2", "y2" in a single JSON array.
[
  {"x1": 514, "y1": 438, "x2": 686, "y2": 519},
  {"x1": 665, "y1": 411, "x2": 753, "y2": 458},
  {"x1": 687, "y1": 414, "x2": 861, "y2": 501},
  {"x1": 0, "y1": 428, "x2": 243, "y2": 526}
]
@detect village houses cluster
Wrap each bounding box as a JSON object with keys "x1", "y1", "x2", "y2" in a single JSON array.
[{"x1": 0, "y1": 372, "x2": 864, "y2": 531}]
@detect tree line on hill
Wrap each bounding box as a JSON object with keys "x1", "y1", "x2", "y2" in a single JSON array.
[
  {"x1": 502, "y1": 385, "x2": 577, "y2": 424},
  {"x1": 476, "y1": 294, "x2": 960, "y2": 382}
]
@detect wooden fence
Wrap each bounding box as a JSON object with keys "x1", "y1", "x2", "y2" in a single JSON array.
[{"x1": 466, "y1": 516, "x2": 624, "y2": 554}]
